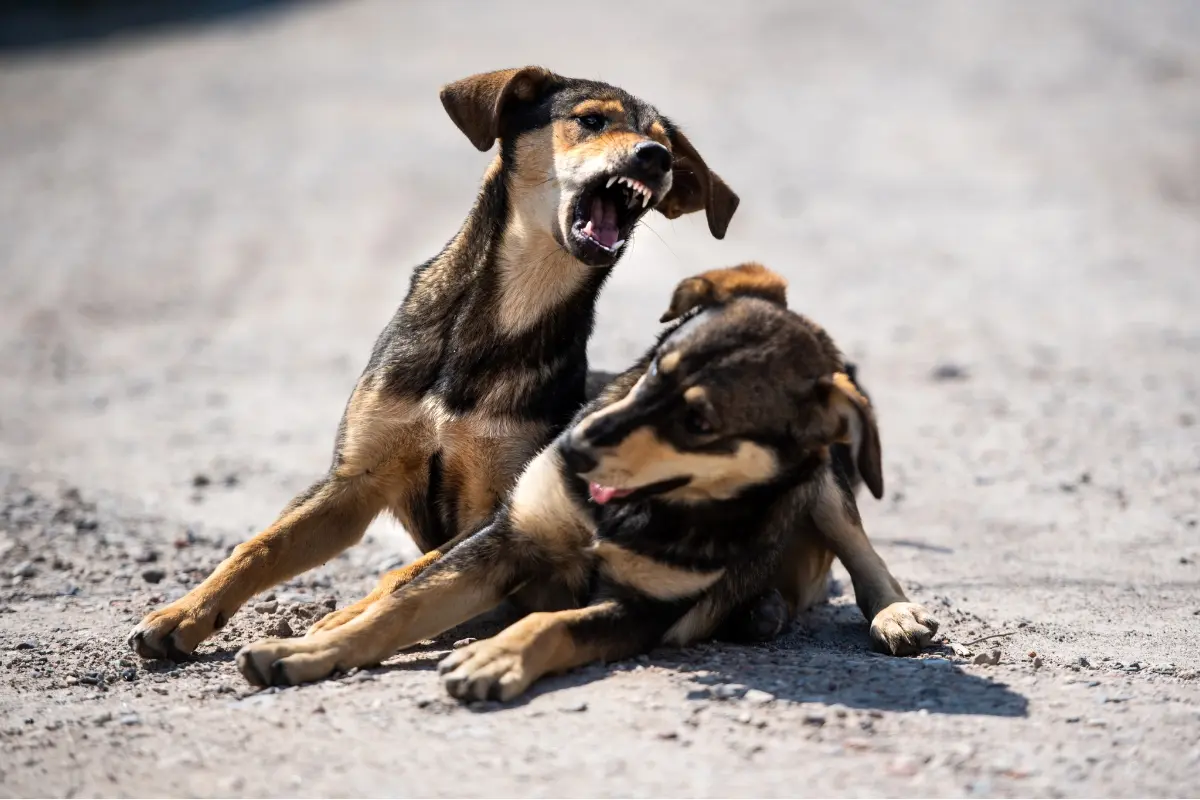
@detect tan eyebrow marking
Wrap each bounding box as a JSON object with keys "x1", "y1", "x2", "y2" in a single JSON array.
[{"x1": 571, "y1": 99, "x2": 625, "y2": 117}]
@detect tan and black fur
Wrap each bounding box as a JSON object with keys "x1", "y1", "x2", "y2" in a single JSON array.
[
  {"x1": 128, "y1": 66, "x2": 739, "y2": 661},
  {"x1": 233, "y1": 265, "x2": 939, "y2": 700}
]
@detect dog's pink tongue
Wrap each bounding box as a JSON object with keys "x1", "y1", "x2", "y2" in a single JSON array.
[
  {"x1": 589, "y1": 196, "x2": 620, "y2": 249},
  {"x1": 589, "y1": 482, "x2": 631, "y2": 505}
]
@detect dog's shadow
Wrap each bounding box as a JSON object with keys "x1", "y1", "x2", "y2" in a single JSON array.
[{"x1": 412, "y1": 584, "x2": 1028, "y2": 718}]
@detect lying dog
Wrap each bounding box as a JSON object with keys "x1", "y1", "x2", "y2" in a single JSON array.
[
  {"x1": 234, "y1": 264, "x2": 939, "y2": 698},
  {"x1": 128, "y1": 67, "x2": 738, "y2": 661}
]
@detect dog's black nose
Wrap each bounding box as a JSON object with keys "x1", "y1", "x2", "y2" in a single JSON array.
[
  {"x1": 634, "y1": 141, "x2": 672, "y2": 177},
  {"x1": 560, "y1": 440, "x2": 598, "y2": 475}
]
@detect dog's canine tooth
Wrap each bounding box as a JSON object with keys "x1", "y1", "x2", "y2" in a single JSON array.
[
  {"x1": 641, "y1": 189, "x2": 651, "y2": 208},
  {"x1": 606, "y1": 176, "x2": 618, "y2": 189},
  {"x1": 613, "y1": 239, "x2": 626, "y2": 250}
]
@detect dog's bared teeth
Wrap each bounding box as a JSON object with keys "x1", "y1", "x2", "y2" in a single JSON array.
[
  {"x1": 613, "y1": 239, "x2": 626, "y2": 250},
  {"x1": 606, "y1": 176, "x2": 618, "y2": 189}
]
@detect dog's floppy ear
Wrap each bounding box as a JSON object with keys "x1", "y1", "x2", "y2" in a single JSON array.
[
  {"x1": 656, "y1": 127, "x2": 740, "y2": 239},
  {"x1": 440, "y1": 67, "x2": 559, "y2": 152},
  {"x1": 660, "y1": 263, "x2": 787, "y2": 323},
  {"x1": 814, "y1": 372, "x2": 884, "y2": 499}
]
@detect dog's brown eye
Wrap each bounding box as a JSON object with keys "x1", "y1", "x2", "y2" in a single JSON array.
[
  {"x1": 577, "y1": 114, "x2": 607, "y2": 132},
  {"x1": 683, "y1": 408, "x2": 714, "y2": 436}
]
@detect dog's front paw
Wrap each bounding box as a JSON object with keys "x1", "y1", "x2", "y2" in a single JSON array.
[
  {"x1": 128, "y1": 597, "x2": 231, "y2": 661},
  {"x1": 869, "y1": 602, "x2": 939, "y2": 656},
  {"x1": 438, "y1": 638, "x2": 533, "y2": 703},
  {"x1": 235, "y1": 637, "x2": 344, "y2": 688}
]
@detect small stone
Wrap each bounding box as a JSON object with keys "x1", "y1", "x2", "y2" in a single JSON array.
[
  {"x1": 1085, "y1": 718, "x2": 1107, "y2": 728},
  {"x1": 1149, "y1": 663, "x2": 1176, "y2": 676},
  {"x1": 12, "y1": 561, "x2": 36, "y2": 578},
  {"x1": 453, "y1": 638, "x2": 477, "y2": 649},
  {"x1": 192, "y1": 474, "x2": 211, "y2": 488},
  {"x1": 14, "y1": 640, "x2": 36, "y2": 651},
  {"x1": 134, "y1": 550, "x2": 159, "y2": 564},
  {"x1": 254, "y1": 601, "x2": 279, "y2": 614},
  {"x1": 972, "y1": 652, "x2": 999, "y2": 666},
  {"x1": 1126, "y1": 661, "x2": 1141, "y2": 672},
  {"x1": 743, "y1": 689, "x2": 775, "y2": 705},
  {"x1": 121, "y1": 668, "x2": 137, "y2": 682},
  {"x1": 1065, "y1": 716, "x2": 1081, "y2": 724},
  {"x1": 141, "y1": 568, "x2": 166, "y2": 584},
  {"x1": 1177, "y1": 669, "x2": 1198, "y2": 680},
  {"x1": 950, "y1": 642, "x2": 973, "y2": 658},
  {"x1": 118, "y1": 713, "x2": 141, "y2": 726},
  {"x1": 713, "y1": 683, "x2": 747, "y2": 700},
  {"x1": 736, "y1": 711, "x2": 753, "y2": 724},
  {"x1": 559, "y1": 700, "x2": 588, "y2": 713},
  {"x1": 803, "y1": 712, "x2": 827, "y2": 727},
  {"x1": 1027, "y1": 650, "x2": 1037, "y2": 659},
  {"x1": 656, "y1": 730, "x2": 678, "y2": 740},
  {"x1": 267, "y1": 618, "x2": 294, "y2": 638},
  {"x1": 931, "y1": 363, "x2": 968, "y2": 382},
  {"x1": 1077, "y1": 655, "x2": 1091, "y2": 668},
  {"x1": 1032, "y1": 656, "x2": 1044, "y2": 669},
  {"x1": 65, "y1": 676, "x2": 79, "y2": 686},
  {"x1": 92, "y1": 712, "x2": 112, "y2": 725}
]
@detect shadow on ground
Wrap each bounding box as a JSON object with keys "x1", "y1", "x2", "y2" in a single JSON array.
[
  {"x1": 0, "y1": 0, "x2": 315, "y2": 51},
  {"x1": 370, "y1": 590, "x2": 1029, "y2": 719}
]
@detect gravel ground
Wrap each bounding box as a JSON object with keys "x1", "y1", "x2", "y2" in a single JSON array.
[{"x1": 1, "y1": 1, "x2": 1198, "y2": 796}]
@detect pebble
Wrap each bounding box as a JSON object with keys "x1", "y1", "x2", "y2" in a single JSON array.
[
  {"x1": 141, "y1": 568, "x2": 166, "y2": 584},
  {"x1": 1085, "y1": 718, "x2": 1107, "y2": 728},
  {"x1": 12, "y1": 561, "x2": 36, "y2": 578},
  {"x1": 267, "y1": 618, "x2": 294, "y2": 638},
  {"x1": 559, "y1": 700, "x2": 588, "y2": 713},
  {"x1": 453, "y1": 638, "x2": 477, "y2": 649},
  {"x1": 803, "y1": 712, "x2": 827, "y2": 727},
  {"x1": 656, "y1": 730, "x2": 678, "y2": 740},
  {"x1": 1149, "y1": 663, "x2": 1176, "y2": 675},
  {"x1": 972, "y1": 650, "x2": 1001, "y2": 666},
  {"x1": 14, "y1": 640, "x2": 36, "y2": 650},
  {"x1": 743, "y1": 689, "x2": 775, "y2": 705},
  {"x1": 119, "y1": 713, "x2": 141, "y2": 726},
  {"x1": 712, "y1": 683, "x2": 747, "y2": 700},
  {"x1": 1032, "y1": 656, "x2": 1044, "y2": 669},
  {"x1": 1077, "y1": 655, "x2": 1091, "y2": 668},
  {"x1": 931, "y1": 363, "x2": 969, "y2": 382},
  {"x1": 92, "y1": 712, "x2": 112, "y2": 725},
  {"x1": 121, "y1": 668, "x2": 137, "y2": 682},
  {"x1": 192, "y1": 473, "x2": 211, "y2": 488},
  {"x1": 950, "y1": 642, "x2": 973, "y2": 658},
  {"x1": 254, "y1": 601, "x2": 279, "y2": 614},
  {"x1": 134, "y1": 550, "x2": 159, "y2": 564}
]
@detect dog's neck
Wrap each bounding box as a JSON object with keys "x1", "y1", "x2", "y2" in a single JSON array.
[{"x1": 483, "y1": 155, "x2": 605, "y2": 337}]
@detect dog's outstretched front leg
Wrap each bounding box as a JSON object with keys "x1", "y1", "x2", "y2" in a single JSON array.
[
  {"x1": 811, "y1": 471, "x2": 939, "y2": 655},
  {"x1": 438, "y1": 598, "x2": 664, "y2": 702},
  {"x1": 235, "y1": 520, "x2": 546, "y2": 687},
  {"x1": 307, "y1": 530, "x2": 471, "y2": 636},
  {"x1": 129, "y1": 474, "x2": 382, "y2": 660}
]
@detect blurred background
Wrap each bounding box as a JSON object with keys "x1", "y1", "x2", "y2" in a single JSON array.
[
  {"x1": 2, "y1": 0, "x2": 1197, "y2": 563},
  {"x1": 2, "y1": 2, "x2": 1199, "y2": 796}
]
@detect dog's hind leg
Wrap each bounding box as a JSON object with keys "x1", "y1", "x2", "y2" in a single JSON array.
[
  {"x1": 129, "y1": 472, "x2": 385, "y2": 660},
  {"x1": 810, "y1": 471, "x2": 939, "y2": 655}
]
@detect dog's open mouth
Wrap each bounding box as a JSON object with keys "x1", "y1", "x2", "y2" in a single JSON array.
[
  {"x1": 569, "y1": 174, "x2": 656, "y2": 264},
  {"x1": 588, "y1": 476, "x2": 690, "y2": 505}
]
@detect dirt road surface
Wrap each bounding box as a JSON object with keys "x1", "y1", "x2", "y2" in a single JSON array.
[{"x1": 1, "y1": 1, "x2": 1199, "y2": 796}]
